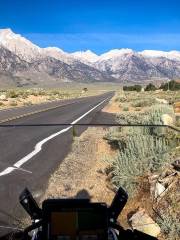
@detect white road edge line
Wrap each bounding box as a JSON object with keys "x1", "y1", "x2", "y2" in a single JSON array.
[{"x1": 0, "y1": 97, "x2": 109, "y2": 177}]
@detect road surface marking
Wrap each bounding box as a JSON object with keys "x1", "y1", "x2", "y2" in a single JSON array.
[{"x1": 0, "y1": 97, "x2": 109, "y2": 176}]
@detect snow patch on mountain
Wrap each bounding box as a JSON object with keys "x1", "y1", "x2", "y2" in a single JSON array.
[
  {"x1": 43, "y1": 47, "x2": 77, "y2": 64},
  {"x1": 140, "y1": 50, "x2": 180, "y2": 61},
  {"x1": 0, "y1": 28, "x2": 42, "y2": 61},
  {"x1": 99, "y1": 48, "x2": 134, "y2": 60},
  {"x1": 71, "y1": 50, "x2": 99, "y2": 63}
]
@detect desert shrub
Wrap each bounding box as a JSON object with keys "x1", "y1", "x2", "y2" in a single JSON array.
[
  {"x1": 30, "y1": 91, "x2": 39, "y2": 96},
  {"x1": 108, "y1": 133, "x2": 170, "y2": 195},
  {"x1": 20, "y1": 91, "x2": 29, "y2": 99},
  {"x1": 123, "y1": 85, "x2": 142, "y2": 92},
  {"x1": 38, "y1": 90, "x2": 46, "y2": 96},
  {"x1": 117, "y1": 104, "x2": 174, "y2": 125},
  {"x1": 123, "y1": 107, "x2": 129, "y2": 111},
  {"x1": 51, "y1": 90, "x2": 60, "y2": 95},
  {"x1": 104, "y1": 127, "x2": 127, "y2": 149},
  {"x1": 144, "y1": 104, "x2": 174, "y2": 126},
  {"x1": 0, "y1": 102, "x2": 4, "y2": 106},
  {"x1": 83, "y1": 87, "x2": 88, "y2": 92},
  {"x1": 116, "y1": 111, "x2": 145, "y2": 125},
  {"x1": 132, "y1": 98, "x2": 156, "y2": 107},
  {"x1": 47, "y1": 96, "x2": 56, "y2": 101},
  {"x1": 157, "y1": 212, "x2": 180, "y2": 240},
  {"x1": 134, "y1": 107, "x2": 141, "y2": 111},
  {"x1": 6, "y1": 90, "x2": 19, "y2": 98},
  {"x1": 155, "y1": 179, "x2": 180, "y2": 240},
  {"x1": 115, "y1": 96, "x2": 127, "y2": 103},
  {"x1": 132, "y1": 101, "x2": 145, "y2": 108},
  {"x1": 145, "y1": 83, "x2": 157, "y2": 91},
  {"x1": 160, "y1": 80, "x2": 180, "y2": 91},
  {"x1": 105, "y1": 102, "x2": 176, "y2": 196},
  {"x1": 116, "y1": 104, "x2": 174, "y2": 137}
]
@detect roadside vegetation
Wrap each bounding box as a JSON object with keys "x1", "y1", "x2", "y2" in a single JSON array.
[
  {"x1": 123, "y1": 80, "x2": 180, "y2": 92},
  {"x1": 104, "y1": 89, "x2": 180, "y2": 239},
  {"x1": 0, "y1": 86, "x2": 109, "y2": 109}
]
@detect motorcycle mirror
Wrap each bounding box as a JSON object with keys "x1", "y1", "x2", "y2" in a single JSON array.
[
  {"x1": 109, "y1": 187, "x2": 128, "y2": 221},
  {"x1": 19, "y1": 188, "x2": 42, "y2": 220}
]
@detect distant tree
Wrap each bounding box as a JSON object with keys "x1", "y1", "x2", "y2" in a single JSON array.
[
  {"x1": 123, "y1": 86, "x2": 129, "y2": 91},
  {"x1": 145, "y1": 83, "x2": 157, "y2": 91},
  {"x1": 123, "y1": 84, "x2": 142, "y2": 92},
  {"x1": 123, "y1": 86, "x2": 128, "y2": 91},
  {"x1": 134, "y1": 85, "x2": 142, "y2": 92},
  {"x1": 83, "y1": 87, "x2": 88, "y2": 92},
  {"x1": 159, "y1": 80, "x2": 180, "y2": 91}
]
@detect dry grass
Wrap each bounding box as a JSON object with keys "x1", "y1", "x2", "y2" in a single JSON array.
[
  {"x1": 113, "y1": 90, "x2": 180, "y2": 113},
  {"x1": 0, "y1": 86, "x2": 111, "y2": 110}
]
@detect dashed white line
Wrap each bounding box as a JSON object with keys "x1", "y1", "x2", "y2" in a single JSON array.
[{"x1": 0, "y1": 97, "x2": 109, "y2": 177}]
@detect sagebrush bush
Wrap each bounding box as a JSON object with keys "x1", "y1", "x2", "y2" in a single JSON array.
[
  {"x1": 157, "y1": 212, "x2": 180, "y2": 240},
  {"x1": 105, "y1": 101, "x2": 176, "y2": 196},
  {"x1": 6, "y1": 90, "x2": 19, "y2": 98},
  {"x1": 115, "y1": 96, "x2": 127, "y2": 102},
  {"x1": 132, "y1": 98, "x2": 156, "y2": 107},
  {"x1": 51, "y1": 90, "x2": 60, "y2": 95},
  {"x1": 38, "y1": 90, "x2": 46, "y2": 96},
  {"x1": 108, "y1": 133, "x2": 170, "y2": 195},
  {"x1": 144, "y1": 104, "x2": 174, "y2": 125},
  {"x1": 123, "y1": 107, "x2": 129, "y2": 111},
  {"x1": 117, "y1": 104, "x2": 174, "y2": 125}
]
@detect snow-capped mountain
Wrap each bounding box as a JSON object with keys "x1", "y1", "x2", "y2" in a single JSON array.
[
  {"x1": 99, "y1": 48, "x2": 134, "y2": 61},
  {"x1": 93, "y1": 52, "x2": 164, "y2": 81},
  {"x1": 43, "y1": 47, "x2": 78, "y2": 64},
  {"x1": 0, "y1": 29, "x2": 113, "y2": 84},
  {"x1": 71, "y1": 50, "x2": 99, "y2": 64},
  {"x1": 73, "y1": 48, "x2": 180, "y2": 81},
  {"x1": 97, "y1": 51, "x2": 180, "y2": 81},
  {"x1": 0, "y1": 28, "x2": 42, "y2": 62},
  {"x1": 0, "y1": 28, "x2": 180, "y2": 86},
  {"x1": 139, "y1": 50, "x2": 180, "y2": 61}
]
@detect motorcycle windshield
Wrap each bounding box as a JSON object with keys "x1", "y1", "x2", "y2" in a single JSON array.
[{"x1": 0, "y1": 90, "x2": 179, "y2": 240}]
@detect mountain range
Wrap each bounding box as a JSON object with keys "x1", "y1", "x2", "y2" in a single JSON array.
[{"x1": 0, "y1": 28, "x2": 180, "y2": 86}]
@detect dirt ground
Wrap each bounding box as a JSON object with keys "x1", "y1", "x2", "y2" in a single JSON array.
[
  {"x1": 102, "y1": 95, "x2": 120, "y2": 113},
  {"x1": 0, "y1": 95, "x2": 50, "y2": 108},
  {"x1": 42, "y1": 127, "x2": 115, "y2": 205}
]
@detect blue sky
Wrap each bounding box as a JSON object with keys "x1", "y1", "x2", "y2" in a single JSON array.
[{"x1": 0, "y1": 0, "x2": 180, "y2": 53}]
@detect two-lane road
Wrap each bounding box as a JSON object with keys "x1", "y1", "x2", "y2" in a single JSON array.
[{"x1": 0, "y1": 92, "x2": 113, "y2": 236}]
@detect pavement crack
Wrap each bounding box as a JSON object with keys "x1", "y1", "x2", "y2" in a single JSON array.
[{"x1": 13, "y1": 167, "x2": 32, "y2": 174}]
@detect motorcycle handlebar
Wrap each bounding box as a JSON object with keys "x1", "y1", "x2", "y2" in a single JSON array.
[{"x1": 17, "y1": 187, "x2": 158, "y2": 240}]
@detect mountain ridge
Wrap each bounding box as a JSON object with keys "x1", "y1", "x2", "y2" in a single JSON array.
[{"x1": 0, "y1": 28, "x2": 180, "y2": 86}]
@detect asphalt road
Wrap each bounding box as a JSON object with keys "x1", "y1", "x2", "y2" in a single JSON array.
[{"x1": 0, "y1": 91, "x2": 113, "y2": 236}]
